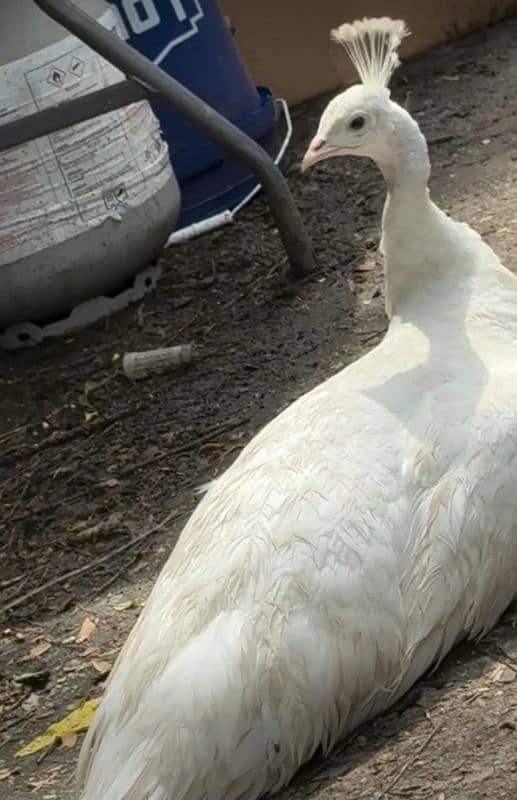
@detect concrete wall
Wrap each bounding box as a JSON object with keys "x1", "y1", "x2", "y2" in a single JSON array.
[{"x1": 219, "y1": 0, "x2": 517, "y2": 104}]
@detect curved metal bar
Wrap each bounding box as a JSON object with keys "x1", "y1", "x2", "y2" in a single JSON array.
[{"x1": 32, "y1": 0, "x2": 315, "y2": 277}]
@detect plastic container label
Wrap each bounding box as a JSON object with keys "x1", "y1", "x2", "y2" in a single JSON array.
[
  {"x1": 0, "y1": 8, "x2": 173, "y2": 266},
  {"x1": 108, "y1": 1, "x2": 204, "y2": 63}
]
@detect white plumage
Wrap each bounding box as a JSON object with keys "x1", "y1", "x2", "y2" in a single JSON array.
[{"x1": 77, "y1": 17, "x2": 517, "y2": 800}]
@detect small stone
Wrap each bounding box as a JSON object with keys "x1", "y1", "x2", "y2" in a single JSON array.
[
  {"x1": 21, "y1": 692, "x2": 40, "y2": 714},
  {"x1": 491, "y1": 664, "x2": 516, "y2": 684}
]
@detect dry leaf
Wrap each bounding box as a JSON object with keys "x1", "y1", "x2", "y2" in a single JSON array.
[
  {"x1": 92, "y1": 660, "x2": 112, "y2": 677},
  {"x1": 15, "y1": 698, "x2": 101, "y2": 757},
  {"x1": 28, "y1": 641, "x2": 51, "y2": 659},
  {"x1": 61, "y1": 732, "x2": 78, "y2": 748},
  {"x1": 113, "y1": 600, "x2": 135, "y2": 612},
  {"x1": 103, "y1": 477, "x2": 119, "y2": 488},
  {"x1": 78, "y1": 380, "x2": 99, "y2": 407},
  {"x1": 63, "y1": 659, "x2": 86, "y2": 674},
  {"x1": 76, "y1": 618, "x2": 96, "y2": 643},
  {"x1": 0, "y1": 768, "x2": 15, "y2": 780},
  {"x1": 354, "y1": 257, "x2": 376, "y2": 272},
  {"x1": 80, "y1": 646, "x2": 97, "y2": 658}
]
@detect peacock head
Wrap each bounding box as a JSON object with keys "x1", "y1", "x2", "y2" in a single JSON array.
[{"x1": 302, "y1": 18, "x2": 421, "y2": 182}]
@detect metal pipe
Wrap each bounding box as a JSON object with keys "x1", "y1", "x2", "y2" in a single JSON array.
[
  {"x1": 33, "y1": 0, "x2": 314, "y2": 277},
  {"x1": 0, "y1": 80, "x2": 147, "y2": 151}
]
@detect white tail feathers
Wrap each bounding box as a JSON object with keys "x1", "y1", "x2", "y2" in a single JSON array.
[{"x1": 331, "y1": 17, "x2": 409, "y2": 88}]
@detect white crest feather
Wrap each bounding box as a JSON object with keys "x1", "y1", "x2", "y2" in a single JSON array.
[{"x1": 331, "y1": 17, "x2": 409, "y2": 88}]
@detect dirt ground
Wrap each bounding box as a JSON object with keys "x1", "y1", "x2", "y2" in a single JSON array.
[{"x1": 1, "y1": 16, "x2": 517, "y2": 800}]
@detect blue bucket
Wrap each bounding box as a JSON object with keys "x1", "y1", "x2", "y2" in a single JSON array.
[{"x1": 110, "y1": 0, "x2": 280, "y2": 228}]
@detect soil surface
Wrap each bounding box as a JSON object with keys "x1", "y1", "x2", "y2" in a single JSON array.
[{"x1": 1, "y1": 17, "x2": 517, "y2": 800}]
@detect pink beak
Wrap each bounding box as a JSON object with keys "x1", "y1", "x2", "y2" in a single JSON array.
[{"x1": 301, "y1": 134, "x2": 333, "y2": 171}]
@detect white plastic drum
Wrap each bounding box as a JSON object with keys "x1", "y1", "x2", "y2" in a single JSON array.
[{"x1": 0, "y1": 0, "x2": 180, "y2": 347}]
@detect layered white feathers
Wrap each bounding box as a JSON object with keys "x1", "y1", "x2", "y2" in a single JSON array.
[
  {"x1": 76, "y1": 16, "x2": 517, "y2": 800},
  {"x1": 331, "y1": 17, "x2": 409, "y2": 88}
]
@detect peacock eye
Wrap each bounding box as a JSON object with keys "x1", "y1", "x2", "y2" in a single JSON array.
[{"x1": 350, "y1": 115, "x2": 366, "y2": 131}]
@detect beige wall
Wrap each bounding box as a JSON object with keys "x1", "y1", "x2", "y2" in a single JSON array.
[{"x1": 219, "y1": 0, "x2": 517, "y2": 104}]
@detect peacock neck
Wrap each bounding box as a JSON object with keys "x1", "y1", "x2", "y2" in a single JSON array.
[{"x1": 378, "y1": 111, "x2": 456, "y2": 318}]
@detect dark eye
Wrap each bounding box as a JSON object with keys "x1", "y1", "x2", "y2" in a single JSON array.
[{"x1": 350, "y1": 115, "x2": 366, "y2": 131}]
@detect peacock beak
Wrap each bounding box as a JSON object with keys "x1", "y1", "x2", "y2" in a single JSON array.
[{"x1": 301, "y1": 134, "x2": 335, "y2": 171}]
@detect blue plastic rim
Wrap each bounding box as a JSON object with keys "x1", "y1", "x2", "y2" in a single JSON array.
[{"x1": 109, "y1": 0, "x2": 279, "y2": 227}]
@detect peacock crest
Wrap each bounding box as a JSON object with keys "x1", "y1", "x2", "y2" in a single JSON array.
[{"x1": 331, "y1": 17, "x2": 409, "y2": 89}]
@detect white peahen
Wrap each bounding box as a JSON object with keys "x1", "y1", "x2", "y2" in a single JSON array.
[{"x1": 77, "y1": 17, "x2": 517, "y2": 800}]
